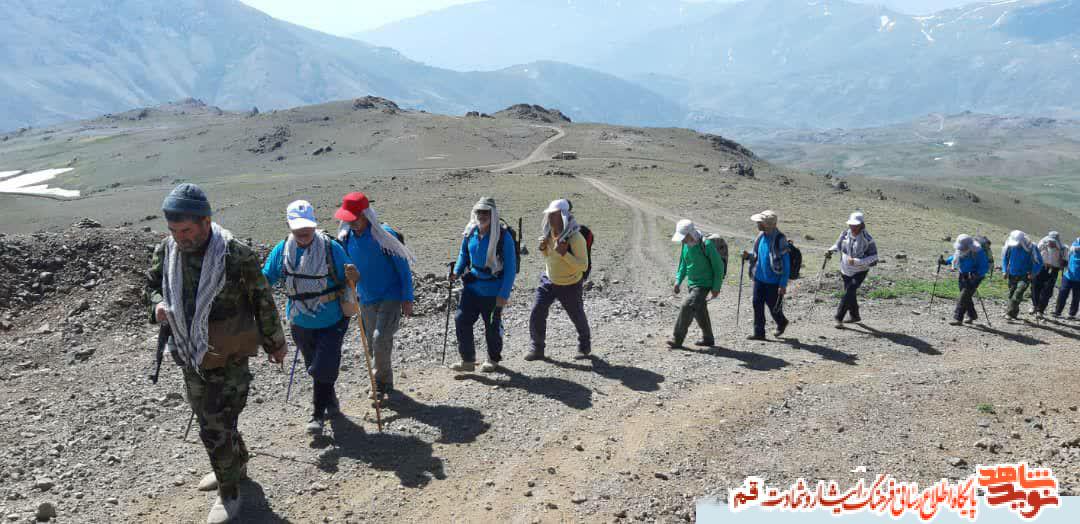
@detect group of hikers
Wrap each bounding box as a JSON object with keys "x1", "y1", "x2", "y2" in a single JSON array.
[
  {"x1": 144, "y1": 183, "x2": 1080, "y2": 523},
  {"x1": 145, "y1": 184, "x2": 593, "y2": 523}
]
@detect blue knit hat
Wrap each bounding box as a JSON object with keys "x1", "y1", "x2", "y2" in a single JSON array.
[{"x1": 162, "y1": 183, "x2": 212, "y2": 217}]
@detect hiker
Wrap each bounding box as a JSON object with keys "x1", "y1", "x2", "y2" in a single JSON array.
[
  {"x1": 261, "y1": 200, "x2": 352, "y2": 435},
  {"x1": 666, "y1": 219, "x2": 725, "y2": 348},
  {"x1": 942, "y1": 234, "x2": 990, "y2": 325},
  {"x1": 825, "y1": 211, "x2": 878, "y2": 328},
  {"x1": 527, "y1": 199, "x2": 591, "y2": 360},
  {"x1": 449, "y1": 197, "x2": 518, "y2": 372},
  {"x1": 1031, "y1": 231, "x2": 1066, "y2": 317},
  {"x1": 742, "y1": 210, "x2": 791, "y2": 340},
  {"x1": 145, "y1": 184, "x2": 287, "y2": 524},
  {"x1": 1054, "y1": 237, "x2": 1080, "y2": 319},
  {"x1": 1001, "y1": 230, "x2": 1043, "y2": 320},
  {"x1": 334, "y1": 192, "x2": 415, "y2": 405}
]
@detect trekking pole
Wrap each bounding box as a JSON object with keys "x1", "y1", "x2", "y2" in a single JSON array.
[
  {"x1": 803, "y1": 255, "x2": 831, "y2": 323},
  {"x1": 441, "y1": 261, "x2": 454, "y2": 364},
  {"x1": 734, "y1": 256, "x2": 746, "y2": 332},
  {"x1": 284, "y1": 341, "x2": 300, "y2": 403},
  {"x1": 182, "y1": 411, "x2": 196, "y2": 441},
  {"x1": 975, "y1": 288, "x2": 992, "y2": 328},
  {"x1": 928, "y1": 258, "x2": 944, "y2": 315},
  {"x1": 356, "y1": 313, "x2": 383, "y2": 432}
]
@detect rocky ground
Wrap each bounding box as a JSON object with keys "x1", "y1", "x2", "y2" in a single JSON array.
[
  {"x1": 2, "y1": 210, "x2": 1080, "y2": 523},
  {"x1": 2, "y1": 107, "x2": 1080, "y2": 523}
]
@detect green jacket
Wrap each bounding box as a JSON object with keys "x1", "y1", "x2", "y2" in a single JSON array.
[
  {"x1": 146, "y1": 237, "x2": 286, "y2": 368},
  {"x1": 676, "y1": 239, "x2": 726, "y2": 292}
]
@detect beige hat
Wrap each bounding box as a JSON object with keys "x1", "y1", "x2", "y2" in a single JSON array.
[{"x1": 750, "y1": 210, "x2": 777, "y2": 226}]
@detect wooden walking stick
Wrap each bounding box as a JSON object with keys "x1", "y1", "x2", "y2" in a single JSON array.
[{"x1": 356, "y1": 312, "x2": 383, "y2": 432}]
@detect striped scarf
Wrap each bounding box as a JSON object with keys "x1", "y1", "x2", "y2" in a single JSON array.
[
  {"x1": 162, "y1": 223, "x2": 232, "y2": 371},
  {"x1": 284, "y1": 232, "x2": 330, "y2": 321}
]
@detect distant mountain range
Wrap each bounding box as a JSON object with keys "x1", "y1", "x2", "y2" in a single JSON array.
[
  {"x1": 359, "y1": 0, "x2": 1080, "y2": 128},
  {"x1": 356, "y1": 0, "x2": 728, "y2": 72},
  {"x1": 3, "y1": 0, "x2": 1079, "y2": 132},
  {"x1": 0, "y1": 0, "x2": 681, "y2": 131}
]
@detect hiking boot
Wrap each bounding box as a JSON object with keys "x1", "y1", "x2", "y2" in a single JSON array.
[
  {"x1": 846, "y1": 316, "x2": 862, "y2": 323},
  {"x1": 1052, "y1": 312, "x2": 1062, "y2": 318},
  {"x1": 774, "y1": 320, "x2": 789, "y2": 337},
  {"x1": 207, "y1": 494, "x2": 242, "y2": 524},
  {"x1": 479, "y1": 361, "x2": 499, "y2": 373},
  {"x1": 965, "y1": 317, "x2": 975, "y2": 324},
  {"x1": 746, "y1": 334, "x2": 766, "y2": 341},
  {"x1": 197, "y1": 466, "x2": 246, "y2": 492},
  {"x1": 693, "y1": 339, "x2": 715, "y2": 347},
  {"x1": 834, "y1": 321, "x2": 844, "y2": 329},
  {"x1": 1028, "y1": 306, "x2": 1037, "y2": 315},
  {"x1": 573, "y1": 348, "x2": 591, "y2": 360},
  {"x1": 523, "y1": 350, "x2": 544, "y2": 361},
  {"x1": 948, "y1": 319, "x2": 963, "y2": 326},
  {"x1": 450, "y1": 361, "x2": 476, "y2": 372},
  {"x1": 306, "y1": 416, "x2": 324, "y2": 435},
  {"x1": 665, "y1": 339, "x2": 684, "y2": 349}
]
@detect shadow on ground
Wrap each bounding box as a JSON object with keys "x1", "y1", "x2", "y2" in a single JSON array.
[
  {"x1": 379, "y1": 392, "x2": 490, "y2": 444},
  {"x1": 669, "y1": 345, "x2": 790, "y2": 371},
  {"x1": 547, "y1": 355, "x2": 666, "y2": 392},
  {"x1": 235, "y1": 480, "x2": 290, "y2": 523},
  {"x1": 781, "y1": 337, "x2": 861, "y2": 364},
  {"x1": 460, "y1": 367, "x2": 593, "y2": 409},
  {"x1": 311, "y1": 416, "x2": 446, "y2": 487},
  {"x1": 848, "y1": 323, "x2": 939, "y2": 356}
]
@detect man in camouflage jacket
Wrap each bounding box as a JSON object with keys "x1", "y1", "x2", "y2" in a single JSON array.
[{"x1": 145, "y1": 183, "x2": 286, "y2": 524}]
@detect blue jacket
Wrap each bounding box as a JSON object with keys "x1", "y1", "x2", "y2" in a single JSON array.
[
  {"x1": 340, "y1": 224, "x2": 414, "y2": 305},
  {"x1": 1002, "y1": 244, "x2": 1043, "y2": 277},
  {"x1": 1066, "y1": 240, "x2": 1080, "y2": 282},
  {"x1": 454, "y1": 226, "x2": 517, "y2": 299},
  {"x1": 262, "y1": 237, "x2": 349, "y2": 329},
  {"x1": 946, "y1": 248, "x2": 989, "y2": 278},
  {"x1": 750, "y1": 230, "x2": 790, "y2": 288}
]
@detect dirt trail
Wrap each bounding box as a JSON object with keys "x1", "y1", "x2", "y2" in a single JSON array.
[{"x1": 492, "y1": 125, "x2": 566, "y2": 173}]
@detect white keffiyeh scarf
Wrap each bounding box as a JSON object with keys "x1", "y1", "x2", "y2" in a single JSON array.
[
  {"x1": 162, "y1": 223, "x2": 232, "y2": 371},
  {"x1": 284, "y1": 231, "x2": 331, "y2": 320}
]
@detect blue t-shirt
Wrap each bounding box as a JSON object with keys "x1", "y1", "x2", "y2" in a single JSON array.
[
  {"x1": 340, "y1": 224, "x2": 414, "y2": 305},
  {"x1": 262, "y1": 238, "x2": 349, "y2": 329}
]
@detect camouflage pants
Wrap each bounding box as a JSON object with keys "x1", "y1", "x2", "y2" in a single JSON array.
[{"x1": 183, "y1": 358, "x2": 252, "y2": 497}]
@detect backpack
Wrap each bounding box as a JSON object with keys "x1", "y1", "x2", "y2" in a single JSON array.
[
  {"x1": 466, "y1": 219, "x2": 521, "y2": 277},
  {"x1": 698, "y1": 234, "x2": 729, "y2": 280},
  {"x1": 494, "y1": 218, "x2": 522, "y2": 276},
  {"x1": 787, "y1": 240, "x2": 803, "y2": 280},
  {"x1": 975, "y1": 235, "x2": 993, "y2": 274},
  {"x1": 568, "y1": 225, "x2": 595, "y2": 280},
  {"x1": 282, "y1": 233, "x2": 356, "y2": 314},
  {"x1": 386, "y1": 223, "x2": 405, "y2": 244}
]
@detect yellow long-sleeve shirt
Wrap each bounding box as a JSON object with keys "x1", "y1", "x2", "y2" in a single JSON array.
[{"x1": 540, "y1": 230, "x2": 589, "y2": 285}]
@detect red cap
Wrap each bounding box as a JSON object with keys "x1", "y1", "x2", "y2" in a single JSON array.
[{"x1": 334, "y1": 192, "x2": 369, "y2": 222}]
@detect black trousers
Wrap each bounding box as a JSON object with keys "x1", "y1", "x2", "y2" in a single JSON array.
[
  {"x1": 835, "y1": 271, "x2": 868, "y2": 322},
  {"x1": 1031, "y1": 267, "x2": 1060, "y2": 314},
  {"x1": 954, "y1": 274, "x2": 983, "y2": 321}
]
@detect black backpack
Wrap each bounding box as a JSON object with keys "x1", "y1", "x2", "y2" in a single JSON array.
[
  {"x1": 465, "y1": 219, "x2": 521, "y2": 277},
  {"x1": 494, "y1": 218, "x2": 522, "y2": 276},
  {"x1": 787, "y1": 240, "x2": 803, "y2": 280}
]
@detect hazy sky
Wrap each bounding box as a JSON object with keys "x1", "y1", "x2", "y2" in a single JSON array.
[
  {"x1": 239, "y1": 0, "x2": 481, "y2": 35},
  {"x1": 239, "y1": 0, "x2": 974, "y2": 36}
]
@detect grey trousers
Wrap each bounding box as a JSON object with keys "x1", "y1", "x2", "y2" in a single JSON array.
[
  {"x1": 673, "y1": 287, "x2": 714, "y2": 344},
  {"x1": 360, "y1": 300, "x2": 401, "y2": 387}
]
